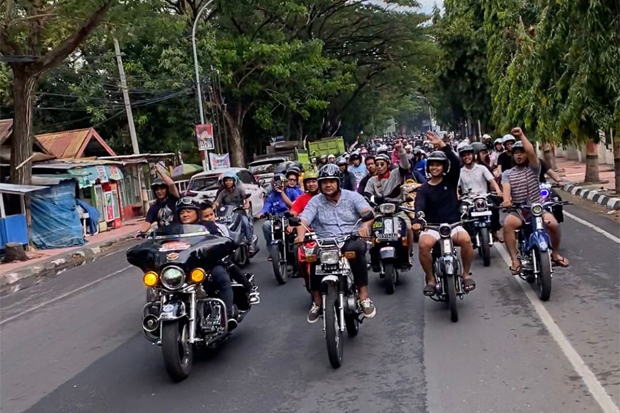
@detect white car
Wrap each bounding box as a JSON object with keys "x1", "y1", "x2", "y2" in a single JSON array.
[{"x1": 187, "y1": 168, "x2": 266, "y2": 217}]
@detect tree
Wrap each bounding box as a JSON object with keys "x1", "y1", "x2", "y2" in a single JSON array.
[{"x1": 1, "y1": 0, "x2": 116, "y2": 184}]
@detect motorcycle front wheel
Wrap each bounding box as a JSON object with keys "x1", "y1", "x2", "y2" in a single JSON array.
[
  {"x1": 325, "y1": 285, "x2": 343, "y2": 368},
  {"x1": 446, "y1": 275, "x2": 458, "y2": 323},
  {"x1": 270, "y1": 244, "x2": 288, "y2": 285},
  {"x1": 535, "y1": 250, "x2": 552, "y2": 301},
  {"x1": 161, "y1": 320, "x2": 193, "y2": 382},
  {"x1": 479, "y1": 228, "x2": 491, "y2": 267}
]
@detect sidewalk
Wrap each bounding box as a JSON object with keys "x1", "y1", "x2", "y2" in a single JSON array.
[
  {"x1": 0, "y1": 218, "x2": 143, "y2": 286},
  {"x1": 555, "y1": 157, "x2": 620, "y2": 210}
]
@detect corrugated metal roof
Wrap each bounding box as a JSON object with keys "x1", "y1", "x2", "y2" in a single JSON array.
[
  {"x1": 0, "y1": 119, "x2": 12, "y2": 145},
  {"x1": 36, "y1": 128, "x2": 91, "y2": 158},
  {"x1": 0, "y1": 183, "x2": 48, "y2": 195}
]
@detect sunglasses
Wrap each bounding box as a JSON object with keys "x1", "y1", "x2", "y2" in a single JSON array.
[
  {"x1": 288, "y1": 178, "x2": 298, "y2": 182},
  {"x1": 376, "y1": 162, "x2": 387, "y2": 167}
]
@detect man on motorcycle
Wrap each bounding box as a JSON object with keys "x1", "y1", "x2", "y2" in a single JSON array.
[
  {"x1": 458, "y1": 143, "x2": 504, "y2": 241},
  {"x1": 357, "y1": 155, "x2": 377, "y2": 197},
  {"x1": 413, "y1": 132, "x2": 476, "y2": 296},
  {"x1": 500, "y1": 128, "x2": 569, "y2": 272},
  {"x1": 348, "y1": 153, "x2": 368, "y2": 187},
  {"x1": 258, "y1": 173, "x2": 302, "y2": 253},
  {"x1": 138, "y1": 164, "x2": 180, "y2": 235},
  {"x1": 296, "y1": 164, "x2": 377, "y2": 322},
  {"x1": 175, "y1": 197, "x2": 238, "y2": 330},
  {"x1": 336, "y1": 157, "x2": 357, "y2": 191},
  {"x1": 496, "y1": 134, "x2": 516, "y2": 175},
  {"x1": 213, "y1": 171, "x2": 257, "y2": 255}
]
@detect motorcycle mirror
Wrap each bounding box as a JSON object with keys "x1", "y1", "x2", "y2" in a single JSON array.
[
  {"x1": 416, "y1": 211, "x2": 425, "y2": 219},
  {"x1": 244, "y1": 193, "x2": 252, "y2": 199},
  {"x1": 360, "y1": 210, "x2": 375, "y2": 222},
  {"x1": 288, "y1": 216, "x2": 301, "y2": 226}
]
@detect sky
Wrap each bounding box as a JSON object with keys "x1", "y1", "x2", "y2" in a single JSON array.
[{"x1": 417, "y1": 0, "x2": 443, "y2": 14}]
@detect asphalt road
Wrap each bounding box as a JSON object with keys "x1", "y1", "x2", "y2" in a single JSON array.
[{"x1": 1, "y1": 201, "x2": 618, "y2": 413}]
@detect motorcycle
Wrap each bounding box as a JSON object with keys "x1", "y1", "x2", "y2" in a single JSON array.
[
  {"x1": 296, "y1": 229, "x2": 318, "y2": 295},
  {"x1": 540, "y1": 183, "x2": 564, "y2": 223},
  {"x1": 415, "y1": 211, "x2": 473, "y2": 323},
  {"x1": 369, "y1": 202, "x2": 411, "y2": 294},
  {"x1": 508, "y1": 200, "x2": 569, "y2": 301},
  {"x1": 289, "y1": 211, "x2": 374, "y2": 368},
  {"x1": 267, "y1": 213, "x2": 298, "y2": 285},
  {"x1": 216, "y1": 204, "x2": 251, "y2": 266},
  {"x1": 460, "y1": 193, "x2": 494, "y2": 267},
  {"x1": 127, "y1": 224, "x2": 253, "y2": 381}
]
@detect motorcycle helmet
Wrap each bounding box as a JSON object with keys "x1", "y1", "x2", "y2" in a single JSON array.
[
  {"x1": 286, "y1": 166, "x2": 301, "y2": 178},
  {"x1": 336, "y1": 157, "x2": 348, "y2": 167},
  {"x1": 317, "y1": 164, "x2": 341, "y2": 186},
  {"x1": 426, "y1": 150, "x2": 450, "y2": 175},
  {"x1": 151, "y1": 178, "x2": 168, "y2": 191},
  {"x1": 327, "y1": 154, "x2": 336, "y2": 162},
  {"x1": 175, "y1": 196, "x2": 202, "y2": 220},
  {"x1": 320, "y1": 154, "x2": 328, "y2": 162},
  {"x1": 350, "y1": 153, "x2": 362, "y2": 162},
  {"x1": 471, "y1": 142, "x2": 487, "y2": 155},
  {"x1": 219, "y1": 170, "x2": 238, "y2": 186},
  {"x1": 494, "y1": 138, "x2": 503, "y2": 146},
  {"x1": 458, "y1": 144, "x2": 474, "y2": 155},
  {"x1": 303, "y1": 168, "x2": 319, "y2": 183},
  {"x1": 512, "y1": 141, "x2": 525, "y2": 151},
  {"x1": 502, "y1": 134, "x2": 516, "y2": 145},
  {"x1": 377, "y1": 144, "x2": 389, "y2": 154},
  {"x1": 374, "y1": 153, "x2": 391, "y2": 165}
]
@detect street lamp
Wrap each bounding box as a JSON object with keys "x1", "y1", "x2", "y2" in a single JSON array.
[
  {"x1": 192, "y1": 0, "x2": 216, "y2": 170},
  {"x1": 414, "y1": 95, "x2": 433, "y2": 132}
]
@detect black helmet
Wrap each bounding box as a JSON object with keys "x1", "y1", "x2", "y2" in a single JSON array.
[
  {"x1": 318, "y1": 164, "x2": 341, "y2": 186},
  {"x1": 336, "y1": 157, "x2": 348, "y2": 167},
  {"x1": 151, "y1": 178, "x2": 167, "y2": 190},
  {"x1": 175, "y1": 196, "x2": 202, "y2": 219},
  {"x1": 286, "y1": 166, "x2": 301, "y2": 178},
  {"x1": 458, "y1": 144, "x2": 474, "y2": 155},
  {"x1": 471, "y1": 142, "x2": 487, "y2": 154},
  {"x1": 426, "y1": 150, "x2": 450, "y2": 175},
  {"x1": 512, "y1": 141, "x2": 525, "y2": 151},
  {"x1": 350, "y1": 153, "x2": 362, "y2": 162}
]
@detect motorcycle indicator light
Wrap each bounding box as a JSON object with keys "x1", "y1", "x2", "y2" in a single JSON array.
[
  {"x1": 190, "y1": 268, "x2": 206, "y2": 283},
  {"x1": 305, "y1": 254, "x2": 317, "y2": 263},
  {"x1": 143, "y1": 271, "x2": 158, "y2": 287},
  {"x1": 344, "y1": 251, "x2": 356, "y2": 259}
]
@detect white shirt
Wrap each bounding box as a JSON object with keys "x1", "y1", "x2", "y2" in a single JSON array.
[{"x1": 459, "y1": 163, "x2": 494, "y2": 195}]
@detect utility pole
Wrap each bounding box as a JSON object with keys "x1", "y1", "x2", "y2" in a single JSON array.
[{"x1": 114, "y1": 38, "x2": 148, "y2": 215}]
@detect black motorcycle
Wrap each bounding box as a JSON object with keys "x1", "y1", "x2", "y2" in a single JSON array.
[
  {"x1": 369, "y1": 203, "x2": 411, "y2": 294},
  {"x1": 460, "y1": 193, "x2": 494, "y2": 267},
  {"x1": 267, "y1": 213, "x2": 298, "y2": 285},
  {"x1": 289, "y1": 212, "x2": 373, "y2": 368},
  {"x1": 216, "y1": 203, "x2": 254, "y2": 267},
  {"x1": 127, "y1": 224, "x2": 253, "y2": 381}
]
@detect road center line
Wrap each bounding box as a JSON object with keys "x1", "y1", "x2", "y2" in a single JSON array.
[
  {"x1": 564, "y1": 211, "x2": 620, "y2": 244},
  {"x1": 0, "y1": 265, "x2": 132, "y2": 327},
  {"x1": 495, "y1": 244, "x2": 620, "y2": 413}
]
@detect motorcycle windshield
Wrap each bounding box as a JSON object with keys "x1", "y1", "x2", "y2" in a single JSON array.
[{"x1": 151, "y1": 224, "x2": 209, "y2": 239}]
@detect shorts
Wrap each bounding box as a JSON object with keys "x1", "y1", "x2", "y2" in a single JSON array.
[
  {"x1": 421, "y1": 225, "x2": 467, "y2": 241},
  {"x1": 507, "y1": 210, "x2": 554, "y2": 224}
]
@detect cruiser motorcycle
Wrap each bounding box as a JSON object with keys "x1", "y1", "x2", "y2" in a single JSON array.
[{"x1": 127, "y1": 224, "x2": 253, "y2": 381}]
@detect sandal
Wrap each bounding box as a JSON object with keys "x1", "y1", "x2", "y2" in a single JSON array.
[
  {"x1": 463, "y1": 277, "x2": 476, "y2": 292},
  {"x1": 509, "y1": 264, "x2": 522, "y2": 275},
  {"x1": 423, "y1": 284, "x2": 436, "y2": 296},
  {"x1": 552, "y1": 255, "x2": 569, "y2": 267}
]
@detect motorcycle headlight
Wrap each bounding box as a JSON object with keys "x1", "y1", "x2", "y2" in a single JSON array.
[
  {"x1": 379, "y1": 203, "x2": 396, "y2": 215},
  {"x1": 161, "y1": 266, "x2": 185, "y2": 290},
  {"x1": 531, "y1": 204, "x2": 544, "y2": 216},
  {"x1": 474, "y1": 198, "x2": 488, "y2": 211},
  {"x1": 439, "y1": 225, "x2": 452, "y2": 238},
  {"x1": 320, "y1": 250, "x2": 340, "y2": 265}
]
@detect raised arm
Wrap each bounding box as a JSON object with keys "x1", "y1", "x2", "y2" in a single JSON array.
[
  {"x1": 511, "y1": 127, "x2": 538, "y2": 168},
  {"x1": 155, "y1": 163, "x2": 180, "y2": 199}
]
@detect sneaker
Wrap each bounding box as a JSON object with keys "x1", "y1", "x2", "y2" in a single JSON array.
[
  {"x1": 227, "y1": 318, "x2": 238, "y2": 332},
  {"x1": 307, "y1": 303, "x2": 322, "y2": 324},
  {"x1": 360, "y1": 298, "x2": 377, "y2": 318},
  {"x1": 249, "y1": 287, "x2": 260, "y2": 305}
]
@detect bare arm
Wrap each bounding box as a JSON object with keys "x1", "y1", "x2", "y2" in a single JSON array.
[
  {"x1": 489, "y1": 178, "x2": 503, "y2": 197},
  {"x1": 511, "y1": 127, "x2": 538, "y2": 168},
  {"x1": 546, "y1": 168, "x2": 564, "y2": 185},
  {"x1": 138, "y1": 221, "x2": 152, "y2": 233},
  {"x1": 155, "y1": 164, "x2": 180, "y2": 198}
]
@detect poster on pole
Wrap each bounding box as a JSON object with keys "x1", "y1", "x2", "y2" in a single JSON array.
[
  {"x1": 195, "y1": 123, "x2": 214, "y2": 151},
  {"x1": 209, "y1": 153, "x2": 230, "y2": 170}
]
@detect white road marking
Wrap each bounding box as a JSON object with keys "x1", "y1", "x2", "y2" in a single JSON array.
[
  {"x1": 496, "y1": 244, "x2": 620, "y2": 413},
  {"x1": 0, "y1": 265, "x2": 132, "y2": 327},
  {"x1": 564, "y1": 211, "x2": 620, "y2": 244}
]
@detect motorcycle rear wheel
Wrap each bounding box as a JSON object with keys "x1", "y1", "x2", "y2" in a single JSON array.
[
  {"x1": 446, "y1": 275, "x2": 458, "y2": 323},
  {"x1": 536, "y1": 250, "x2": 552, "y2": 301},
  {"x1": 480, "y1": 228, "x2": 491, "y2": 267},
  {"x1": 161, "y1": 320, "x2": 193, "y2": 382},
  {"x1": 270, "y1": 244, "x2": 288, "y2": 285},
  {"x1": 325, "y1": 286, "x2": 343, "y2": 368}
]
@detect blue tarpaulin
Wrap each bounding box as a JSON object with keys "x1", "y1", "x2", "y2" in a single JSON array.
[
  {"x1": 30, "y1": 180, "x2": 85, "y2": 249},
  {"x1": 76, "y1": 198, "x2": 100, "y2": 235}
]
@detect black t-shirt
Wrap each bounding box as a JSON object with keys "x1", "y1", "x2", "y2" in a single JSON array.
[
  {"x1": 497, "y1": 152, "x2": 514, "y2": 173},
  {"x1": 146, "y1": 196, "x2": 179, "y2": 228},
  {"x1": 539, "y1": 158, "x2": 549, "y2": 183},
  {"x1": 415, "y1": 146, "x2": 461, "y2": 224}
]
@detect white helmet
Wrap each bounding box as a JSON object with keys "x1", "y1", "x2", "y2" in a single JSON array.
[
  {"x1": 405, "y1": 144, "x2": 413, "y2": 151},
  {"x1": 377, "y1": 144, "x2": 389, "y2": 154},
  {"x1": 327, "y1": 153, "x2": 335, "y2": 160},
  {"x1": 502, "y1": 134, "x2": 516, "y2": 144}
]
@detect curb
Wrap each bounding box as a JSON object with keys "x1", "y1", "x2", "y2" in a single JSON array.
[
  {"x1": 563, "y1": 184, "x2": 620, "y2": 210},
  {"x1": 0, "y1": 234, "x2": 136, "y2": 288}
]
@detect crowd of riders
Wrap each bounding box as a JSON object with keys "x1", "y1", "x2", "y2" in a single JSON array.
[{"x1": 138, "y1": 127, "x2": 569, "y2": 323}]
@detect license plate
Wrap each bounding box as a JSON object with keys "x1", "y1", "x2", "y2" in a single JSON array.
[
  {"x1": 471, "y1": 211, "x2": 492, "y2": 217},
  {"x1": 377, "y1": 233, "x2": 398, "y2": 240}
]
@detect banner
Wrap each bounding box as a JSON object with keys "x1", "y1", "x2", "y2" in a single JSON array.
[
  {"x1": 209, "y1": 153, "x2": 230, "y2": 170},
  {"x1": 195, "y1": 123, "x2": 214, "y2": 151}
]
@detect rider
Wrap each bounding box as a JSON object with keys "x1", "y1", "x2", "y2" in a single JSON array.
[
  {"x1": 501, "y1": 128, "x2": 569, "y2": 272},
  {"x1": 412, "y1": 148, "x2": 427, "y2": 177},
  {"x1": 336, "y1": 157, "x2": 357, "y2": 191},
  {"x1": 490, "y1": 138, "x2": 504, "y2": 168},
  {"x1": 412, "y1": 131, "x2": 476, "y2": 296},
  {"x1": 296, "y1": 164, "x2": 377, "y2": 323},
  {"x1": 348, "y1": 153, "x2": 368, "y2": 188},
  {"x1": 290, "y1": 169, "x2": 320, "y2": 216},
  {"x1": 175, "y1": 197, "x2": 237, "y2": 331},
  {"x1": 138, "y1": 164, "x2": 180, "y2": 234},
  {"x1": 458, "y1": 143, "x2": 503, "y2": 241},
  {"x1": 496, "y1": 134, "x2": 516, "y2": 175},
  {"x1": 357, "y1": 155, "x2": 376, "y2": 197},
  {"x1": 284, "y1": 167, "x2": 304, "y2": 202},
  {"x1": 327, "y1": 154, "x2": 336, "y2": 164},
  {"x1": 213, "y1": 171, "x2": 257, "y2": 255}
]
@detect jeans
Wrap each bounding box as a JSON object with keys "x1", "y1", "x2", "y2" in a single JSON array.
[
  {"x1": 228, "y1": 262, "x2": 252, "y2": 291},
  {"x1": 210, "y1": 264, "x2": 233, "y2": 317},
  {"x1": 239, "y1": 214, "x2": 254, "y2": 242},
  {"x1": 310, "y1": 238, "x2": 368, "y2": 292},
  {"x1": 262, "y1": 220, "x2": 273, "y2": 249}
]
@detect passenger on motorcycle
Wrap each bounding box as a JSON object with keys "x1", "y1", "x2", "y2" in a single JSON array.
[
  {"x1": 348, "y1": 153, "x2": 368, "y2": 187},
  {"x1": 336, "y1": 157, "x2": 357, "y2": 191},
  {"x1": 501, "y1": 128, "x2": 569, "y2": 272},
  {"x1": 327, "y1": 154, "x2": 336, "y2": 164},
  {"x1": 412, "y1": 148, "x2": 427, "y2": 177},
  {"x1": 490, "y1": 138, "x2": 504, "y2": 169},
  {"x1": 357, "y1": 155, "x2": 377, "y2": 197},
  {"x1": 213, "y1": 171, "x2": 257, "y2": 255},
  {"x1": 258, "y1": 173, "x2": 303, "y2": 251},
  {"x1": 496, "y1": 134, "x2": 516, "y2": 175},
  {"x1": 137, "y1": 164, "x2": 180, "y2": 235},
  {"x1": 412, "y1": 132, "x2": 476, "y2": 296},
  {"x1": 296, "y1": 164, "x2": 377, "y2": 323},
  {"x1": 175, "y1": 197, "x2": 238, "y2": 330},
  {"x1": 458, "y1": 144, "x2": 504, "y2": 240},
  {"x1": 290, "y1": 169, "x2": 320, "y2": 216}
]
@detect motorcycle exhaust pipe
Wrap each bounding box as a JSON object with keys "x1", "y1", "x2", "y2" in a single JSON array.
[{"x1": 142, "y1": 314, "x2": 160, "y2": 333}]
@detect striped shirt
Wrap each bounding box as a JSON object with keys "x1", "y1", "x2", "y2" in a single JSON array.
[{"x1": 502, "y1": 165, "x2": 541, "y2": 204}]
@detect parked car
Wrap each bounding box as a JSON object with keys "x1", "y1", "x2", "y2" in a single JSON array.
[
  {"x1": 187, "y1": 168, "x2": 266, "y2": 217},
  {"x1": 247, "y1": 157, "x2": 290, "y2": 187}
]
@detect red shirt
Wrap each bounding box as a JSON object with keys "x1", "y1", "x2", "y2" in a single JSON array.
[{"x1": 291, "y1": 193, "x2": 314, "y2": 216}]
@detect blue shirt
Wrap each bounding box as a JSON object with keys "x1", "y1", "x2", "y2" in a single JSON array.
[
  {"x1": 348, "y1": 164, "x2": 368, "y2": 186},
  {"x1": 300, "y1": 190, "x2": 371, "y2": 238},
  {"x1": 260, "y1": 186, "x2": 303, "y2": 215},
  {"x1": 413, "y1": 159, "x2": 427, "y2": 176}
]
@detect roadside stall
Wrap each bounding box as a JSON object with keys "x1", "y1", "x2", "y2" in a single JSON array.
[{"x1": 0, "y1": 183, "x2": 48, "y2": 252}]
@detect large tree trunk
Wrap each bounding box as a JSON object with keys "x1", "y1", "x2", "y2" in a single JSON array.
[
  {"x1": 543, "y1": 143, "x2": 558, "y2": 170},
  {"x1": 223, "y1": 104, "x2": 245, "y2": 167},
  {"x1": 584, "y1": 139, "x2": 600, "y2": 183},
  {"x1": 613, "y1": 129, "x2": 619, "y2": 195},
  {"x1": 10, "y1": 68, "x2": 39, "y2": 185}
]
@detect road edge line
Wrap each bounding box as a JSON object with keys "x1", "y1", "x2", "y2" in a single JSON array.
[
  {"x1": 564, "y1": 211, "x2": 620, "y2": 244},
  {"x1": 0, "y1": 265, "x2": 132, "y2": 327},
  {"x1": 495, "y1": 244, "x2": 619, "y2": 413}
]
